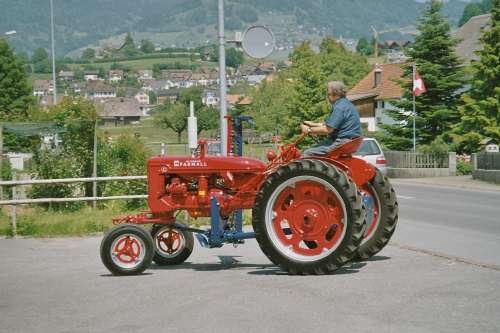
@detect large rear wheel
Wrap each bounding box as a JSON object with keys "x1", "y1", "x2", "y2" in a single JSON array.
[
  {"x1": 252, "y1": 160, "x2": 365, "y2": 275},
  {"x1": 355, "y1": 169, "x2": 398, "y2": 260}
]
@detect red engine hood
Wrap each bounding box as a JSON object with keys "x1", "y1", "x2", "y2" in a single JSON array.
[{"x1": 148, "y1": 155, "x2": 266, "y2": 173}]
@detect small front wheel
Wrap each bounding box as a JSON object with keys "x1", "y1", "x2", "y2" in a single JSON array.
[
  {"x1": 100, "y1": 224, "x2": 154, "y2": 276},
  {"x1": 151, "y1": 223, "x2": 194, "y2": 265}
]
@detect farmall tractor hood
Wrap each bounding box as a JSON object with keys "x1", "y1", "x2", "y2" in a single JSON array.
[{"x1": 148, "y1": 155, "x2": 266, "y2": 173}]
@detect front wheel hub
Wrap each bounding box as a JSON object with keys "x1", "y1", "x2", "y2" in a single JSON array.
[{"x1": 110, "y1": 234, "x2": 146, "y2": 269}]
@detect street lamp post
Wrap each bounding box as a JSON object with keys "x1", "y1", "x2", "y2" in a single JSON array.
[
  {"x1": 218, "y1": 0, "x2": 228, "y2": 156},
  {"x1": 50, "y1": 0, "x2": 57, "y2": 104}
]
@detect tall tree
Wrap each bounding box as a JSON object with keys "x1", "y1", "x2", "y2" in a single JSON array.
[
  {"x1": 31, "y1": 47, "x2": 51, "y2": 73},
  {"x1": 284, "y1": 42, "x2": 325, "y2": 140},
  {"x1": 249, "y1": 74, "x2": 291, "y2": 135},
  {"x1": 319, "y1": 37, "x2": 371, "y2": 88},
  {"x1": 0, "y1": 39, "x2": 34, "y2": 120},
  {"x1": 121, "y1": 33, "x2": 138, "y2": 57},
  {"x1": 226, "y1": 48, "x2": 244, "y2": 68},
  {"x1": 32, "y1": 47, "x2": 49, "y2": 63},
  {"x1": 155, "y1": 103, "x2": 188, "y2": 143},
  {"x1": 383, "y1": 0, "x2": 464, "y2": 150},
  {"x1": 356, "y1": 36, "x2": 373, "y2": 56},
  {"x1": 140, "y1": 39, "x2": 155, "y2": 54},
  {"x1": 459, "y1": 0, "x2": 493, "y2": 26},
  {"x1": 81, "y1": 48, "x2": 96, "y2": 60},
  {"x1": 31, "y1": 98, "x2": 99, "y2": 209},
  {"x1": 178, "y1": 86, "x2": 218, "y2": 134},
  {"x1": 452, "y1": 0, "x2": 499, "y2": 153}
]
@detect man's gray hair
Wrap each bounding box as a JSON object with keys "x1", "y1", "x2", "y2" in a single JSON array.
[{"x1": 327, "y1": 81, "x2": 347, "y2": 97}]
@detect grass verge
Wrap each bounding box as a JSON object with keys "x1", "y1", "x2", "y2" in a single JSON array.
[{"x1": 0, "y1": 205, "x2": 253, "y2": 238}]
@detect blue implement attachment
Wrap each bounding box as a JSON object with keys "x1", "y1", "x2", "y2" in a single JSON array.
[{"x1": 207, "y1": 196, "x2": 255, "y2": 248}]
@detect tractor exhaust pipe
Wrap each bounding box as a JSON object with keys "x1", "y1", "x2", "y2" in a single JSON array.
[{"x1": 188, "y1": 101, "x2": 198, "y2": 156}]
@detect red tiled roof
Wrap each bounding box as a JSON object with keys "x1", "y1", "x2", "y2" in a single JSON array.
[{"x1": 348, "y1": 63, "x2": 407, "y2": 100}]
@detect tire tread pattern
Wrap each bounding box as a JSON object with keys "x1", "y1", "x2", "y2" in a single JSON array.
[{"x1": 252, "y1": 159, "x2": 365, "y2": 275}]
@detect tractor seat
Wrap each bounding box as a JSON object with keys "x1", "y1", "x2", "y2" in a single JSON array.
[{"x1": 326, "y1": 137, "x2": 363, "y2": 158}]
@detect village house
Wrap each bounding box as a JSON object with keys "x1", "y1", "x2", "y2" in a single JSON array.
[
  {"x1": 202, "y1": 89, "x2": 220, "y2": 107},
  {"x1": 147, "y1": 80, "x2": 171, "y2": 92},
  {"x1": 162, "y1": 70, "x2": 195, "y2": 89},
  {"x1": 83, "y1": 70, "x2": 100, "y2": 81},
  {"x1": 68, "y1": 81, "x2": 86, "y2": 95},
  {"x1": 108, "y1": 70, "x2": 124, "y2": 83},
  {"x1": 137, "y1": 70, "x2": 153, "y2": 81},
  {"x1": 33, "y1": 79, "x2": 53, "y2": 97},
  {"x1": 157, "y1": 89, "x2": 181, "y2": 104},
  {"x1": 85, "y1": 80, "x2": 116, "y2": 99},
  {"x1": 95, "y1": 97, "x2": 142, "y2": 126},
  {"x1": 58, "y1": 70, "x2": 75, "y2": 82},
  {"x1": 347, "y1": 63, "x2": 406, "y2": 132},
  {"x1": 140, "y1": 79, "x2": 156, "y2": 92},
  {"x1": 454, "y1": 13, "x2": 491, "y2": 64},
  {"x1": 134, "y1": 91, "x2": 150, "y2": 105}
]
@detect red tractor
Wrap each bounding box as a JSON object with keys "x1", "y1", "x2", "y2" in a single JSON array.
[{"x1": 100, "y1": 117, "x2": 398, "y2": 275}]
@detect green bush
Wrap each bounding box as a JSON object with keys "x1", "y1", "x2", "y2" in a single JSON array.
[{"x1": 457, "y1": 160, "x2": 472, "y2": 175}]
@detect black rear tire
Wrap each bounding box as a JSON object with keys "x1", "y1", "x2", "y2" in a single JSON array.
[
  {"x1": 355, "y1": 169, "x2": 398, "y2": 260},
  {"x1": 100, "y1": 224, "x2": 154, "y2": 276},
  {"x1": 252, "y1": 159, "x2": 365, "y2": 275},
  {"x1": 151, "y1": 223, "x2": 194, "y2": 265}
]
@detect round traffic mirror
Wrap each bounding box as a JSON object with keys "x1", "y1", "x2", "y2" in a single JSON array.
[{"x1": 241, "y1": 25, "x2": 275, "y2": 59}]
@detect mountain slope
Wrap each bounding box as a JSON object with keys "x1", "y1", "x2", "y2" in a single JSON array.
[{"x1": 0, "y1": 0, "x2": 469, "y2": 55}]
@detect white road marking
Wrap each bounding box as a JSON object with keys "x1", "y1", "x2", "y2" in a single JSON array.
[{"x1": 397, "y1": 195, "x2": 415, "y2": 200}]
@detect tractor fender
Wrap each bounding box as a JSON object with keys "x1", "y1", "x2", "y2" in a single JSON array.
[{"x1": 305, "y1": 156, "x2": 376, "y2": 187}]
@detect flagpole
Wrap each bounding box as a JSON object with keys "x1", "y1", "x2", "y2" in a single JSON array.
[{"x1": 412, "y1": 63, "x2": 416, "y2": 152}]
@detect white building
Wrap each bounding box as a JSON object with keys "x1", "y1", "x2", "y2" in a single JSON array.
[{"x1": 134, "y1": 91, "x2": 150, "y2": 105}]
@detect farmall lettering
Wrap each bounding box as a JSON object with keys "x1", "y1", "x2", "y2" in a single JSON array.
[{"x1": 173, "y1": 160, "x2": 208, "y2": 168}]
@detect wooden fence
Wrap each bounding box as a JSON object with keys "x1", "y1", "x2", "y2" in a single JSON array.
[
  {"x1": 476, "y1": 153, "x2": 500, "y2": 170},
  {"x1": 385, "y1": 151, "x2": 449, "y2": 169}
]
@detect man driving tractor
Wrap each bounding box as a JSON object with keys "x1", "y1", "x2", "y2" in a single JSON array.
[{"x1": 300, "y1": 81, "x2": 361, "y2": 157}]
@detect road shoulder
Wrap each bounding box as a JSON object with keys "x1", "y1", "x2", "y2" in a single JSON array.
[{"x1": 391, "y1": 175, "x2": 500, "y2": 192}]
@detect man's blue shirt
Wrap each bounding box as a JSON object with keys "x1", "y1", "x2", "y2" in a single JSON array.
[{"x1": 325, "y1": 97, "x2": 361, "y2": 140}]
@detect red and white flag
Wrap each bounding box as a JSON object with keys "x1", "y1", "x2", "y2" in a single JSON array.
[{"x1": 413, "y1": 69, "x2": 427, "y2": 96}]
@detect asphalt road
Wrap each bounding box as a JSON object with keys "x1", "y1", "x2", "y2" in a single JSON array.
[
  {"x1": 0, "y1": 181, "x2": 499, "y2": 332},
  {"x1": 391, "y1": 181, "x2": 500, "y2": 267}
]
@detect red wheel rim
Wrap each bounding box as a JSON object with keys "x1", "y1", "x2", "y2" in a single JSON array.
[
  {"x1": 154, "y1": 228, "x2": 185, "y2": 258},
  {"x1": 265, "y1": 176, "x2": 347, "y2": 261},
  {"x1": 359, "y1": 184, "x2": 380, "y2": 243},
  {"x1": 111, "y1": 234, "x2": 146, "y2": 268}
]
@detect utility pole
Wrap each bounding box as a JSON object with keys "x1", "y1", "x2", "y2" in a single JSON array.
[
  {"x1": 371, "y1": 26, "x2": 379, "y2": 58},
  {"x1": 0, "y1": 124, "x2": 3, "y2": 200},
  {"x1": 50, "y1": 0, "x2": 57, "y2": 104},
  {"x1": 218, "y1": 0, "x2": 228, "y2": 156},
  {"x1": 412, "y1": 63, "x2": 416, "y2": 152},
  {"x1": 92, "y1": 119, "x2": 98, "y2": 208}
]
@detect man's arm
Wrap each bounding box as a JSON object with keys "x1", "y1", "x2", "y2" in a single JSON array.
[
  {"x1": 300, "y1": 122, "x2": 335, "y2": 135},
  {"x1": 302, "y1": 120, "x2": 324, "y2": 127}
]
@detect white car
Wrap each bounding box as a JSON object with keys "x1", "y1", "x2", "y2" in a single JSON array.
[{"x1": 354, "y1": 138, "x2": 388, "y2": 175}]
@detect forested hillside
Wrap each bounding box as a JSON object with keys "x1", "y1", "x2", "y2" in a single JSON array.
[{"x1": 0, "y1": 0, "x2": 469, "y2": 55}]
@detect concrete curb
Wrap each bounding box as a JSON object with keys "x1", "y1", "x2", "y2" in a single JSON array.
[{"x1": 391, "y1": 176, "x2": 500, "y2": 192}]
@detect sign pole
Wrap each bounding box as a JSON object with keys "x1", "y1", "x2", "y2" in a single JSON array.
[
  {"x1": 412, "y1": 63, "x2": 416, "y2": 152},
  {"x1": 50, "y1": 0, "x2": 57, "y2": 104},
  {"x1": 218, "y1": 0, "x2": 228, "y2": 156}
]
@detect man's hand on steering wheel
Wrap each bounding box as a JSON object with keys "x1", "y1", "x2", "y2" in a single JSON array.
[{"x1": 300, "y1": 123, "x2": 311, "y2": 135}]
